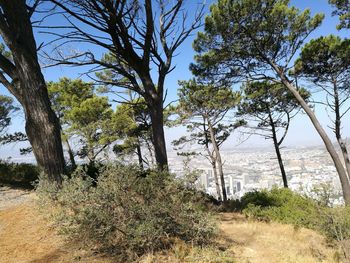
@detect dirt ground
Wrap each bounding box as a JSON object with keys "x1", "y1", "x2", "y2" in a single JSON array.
[
  {"x1": 0, "y1": 187, "x2": 113, "y2": 263},
  {"x1": 0, "y1": 187, "x2": 342, "y2": 263},
  {"x1": 0, "y1": 186, "x2": 33, "y2": 211}
]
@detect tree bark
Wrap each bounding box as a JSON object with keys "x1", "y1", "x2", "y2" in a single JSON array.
[
  {"x1": 208, "y1": 119, "x2": 227, "y2": 202},
  {"x1": 338, "y1": 139, "x2": 350, "y2": 180},
  {"x1": 333, "y1": 80, "x2": 350, "y2": 182},
  {"x1": 47, "y1": 0, "x2": 203, "y2": 171},
  {"x1": 0, "y1": 0, "x2": 65, "y2": 184},
  {"x1": 268, "y1": 112, "x2": 288, "y2": 188},
  {"x1": 273, "y1": 65, "x2": 350, "y2": 204},
  {"x1": 147, "y1": 97, "x2": 168, "y2": 170},
  {"x1": 23, "y1": 91, "x2": 65, "y2": 184},
  {"x1": 211, "y1": 161, "x2": 222, "y2": 201},
  {"x1": 203, "y1": 119, "x2": 222, "y2": 201},
  {"x1": 64, "y1": 136, "x2": 76, "y2": 170},
  {"x1": 136, "y1": 143, "x2": 144, "y2": 169}
]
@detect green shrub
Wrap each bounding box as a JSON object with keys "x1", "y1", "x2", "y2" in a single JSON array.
[
  {"x1": 36, "y1": 165, "x2": 216, "y2": 261},
  {"x1": 0, "y1": 160, "x2": 40, "y2": 188},
  {"x1": 241, "y1": 188, "x2": 320, "y2": 229}
]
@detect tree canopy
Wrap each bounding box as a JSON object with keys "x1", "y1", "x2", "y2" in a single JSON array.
[
  {"x1": 47, "y1": 0, "x2": 204, "y2": 169},
  {"x1": 191, "y1": 0, "x2": 350, "y2": 204},
  {"x1": 48, "y1": 78, "x2": 115, "y2": 164},
  {"x1": 329, "y1": 0, "x2": 350, "y2": 29},
  {"x1": 191, "y1": 0, "x2": 324, "y2": 84},
  {"x1": 174, "y1": 79, "x2": 242, "y2": 201},
  {"x1": 294, "y1": 35, "x2": 350, "y2": 187},
  {"x1": 238, "y1": 81, "x2": 310, "y2": 187}
]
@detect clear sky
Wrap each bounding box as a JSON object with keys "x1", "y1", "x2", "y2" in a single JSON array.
[{"x1": 0, "y1": 0, "x2": 349, "y2": 161}]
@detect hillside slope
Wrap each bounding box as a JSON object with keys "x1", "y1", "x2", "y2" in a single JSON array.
[{"x1": 0, "y1": 193, "x2": 341, "y2": 263}]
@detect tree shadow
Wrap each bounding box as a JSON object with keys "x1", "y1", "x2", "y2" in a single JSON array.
[{"x1": 28, "y1": 248, "x2": 67, "y2": 263}]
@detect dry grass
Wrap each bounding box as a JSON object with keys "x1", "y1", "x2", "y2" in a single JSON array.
[
  {"x1": 0, "y1": 198, "x2": 114, "y2": 263},
  {"x1": 0, "y1": 196, "x2": 342, "y2": 263},
  {"x1": 139, "y1": 213, "x2": 341, "y2": 263},
  {"x1": 217, "y1": 213, "x2": 340, "y2": 263}
]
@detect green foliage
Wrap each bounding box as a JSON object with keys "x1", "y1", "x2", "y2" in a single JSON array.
[
  {"x1": 238, "y1": 81, "x2": 310, "y2": 144},
  {"x1": 0, "y1": 160, "x2": 40, "y2": 188},
  {"x1": 48, "y1": 78, "x2": 116, "y2": 163},
  {"x1": 174, "y1": 79, "x2": 243, "y2": 150},
  {"x1": 192, "y1": 0, "x2": 324, "y2": 83},
  {"x1": 320, "y1": 206, "x2": 350, "y2": 239},
  {"x1": 294, "y1": 35, "x2": 350, "y2": 81},
  {"x1": 0, "y1": 95, "x2": 18, "y2": 134},
  {"x1": 0, "y1": 43, "x2": 12, "y2": 60},
  {"x1": 329, "y1": 0, "x2": 350, "y2": 29},
  {"x1": 95, "y1": 52, "x2": 134, "y2": 90},
  {"x1": 239, "y1": 82, "x2": 309, "y2": 119},
  {"x1": 72, "y1": 96, "x2": 115, "y2": 160},
  {"x1": 177, "y1": 79, "x2": 240, "y2": 117},
  {"x1": 241, "y1": 188, "x2": 320, "y2": 228},
  {"x1": 111, "y1": 100, "x2": 152, "y2": 162},
  {"x1": 173, "y1": 79, "x2": 243, "y2": 201},
  {"x1": 36, "y1": 165, "x2": 216, "y2": 261},
  {"x1": 48, "y1": 78, "x2": 94, "y2": 120},
  {"x1": 237, "y1": 81, "x2": 310, "y2": 187},
  {"x1": 294, "y1": 35, "x2": 350, "y2": 139}
]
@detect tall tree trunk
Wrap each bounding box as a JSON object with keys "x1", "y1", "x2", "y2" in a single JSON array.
[
  {"x1": 148, "y1": 98, "x2": 168, "y2": 170},
  {"x1": 208, "y1": 119, "x2": 227, "y2": 202},
  {"x1": 268, "y1": 112, "x2": 288, "y2": 188},
  {"x1": 338, "y1": 140, "x2": 350, "y2": 181},
  {"x1": 0, "y1": 0, "x2": 65, "y2": 184},
  {"x1": 145, "y1": 138, "x2": 155, "y2": 167},
  {"x1": 203, "y1": 119, "x2": 222, "y2": 201},
  {"x1": 64, "y1": 136, "x2": 76, "y2": 170},
  {"x1": 209, "y1": 158, "x2": 222, "y2": 201},
  {"x1": 23, "y1": 97, "x2": 65, "y2": 184},
  {"x1": 136, "y1": 143, "x2": 144, "y2": 169},
  {"x1": 87, "y1": 143, "x2": 95, "y2": 165},
  {"x1": 333, "y1": 80, "x2": 350, "y2": 181},
  {"x1": 273, "y1": 66, "x2": 350, "y2": 204},
  {"x1": 212, "y1": 162, "x2": 222, "y2": 201}
]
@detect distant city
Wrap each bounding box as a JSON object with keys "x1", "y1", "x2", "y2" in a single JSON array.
[
  {"x1": 168, "y1": 145, "x2": 344, "y2": 204},
  {"x1": 2, "y1": 143, "x2": 344, "y2": 203}
]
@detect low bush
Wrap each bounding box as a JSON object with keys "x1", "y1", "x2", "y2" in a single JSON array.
[
  {"x1": 36, "y1": 165, "x2": 216, "y2": 261},
  {"x1": 0, "y1": 160, "x2": 40, "y2": 188}
]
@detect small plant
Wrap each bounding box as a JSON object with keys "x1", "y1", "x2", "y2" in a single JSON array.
[{"x1": 36, "y1": 164, "x2": 216, "y2": 261}]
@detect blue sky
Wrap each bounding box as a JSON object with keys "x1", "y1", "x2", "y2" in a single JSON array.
[{"x1": 0, "y1": 0, "x2": 349, "y2": 161}]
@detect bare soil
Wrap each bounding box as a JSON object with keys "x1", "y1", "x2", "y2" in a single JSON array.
[
  {"x1": 0, "y1": 187, "x2": 113, "y2": 263},
  {"x1": 0, "y1": 186, "x2": 33, "y2": 211}
]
